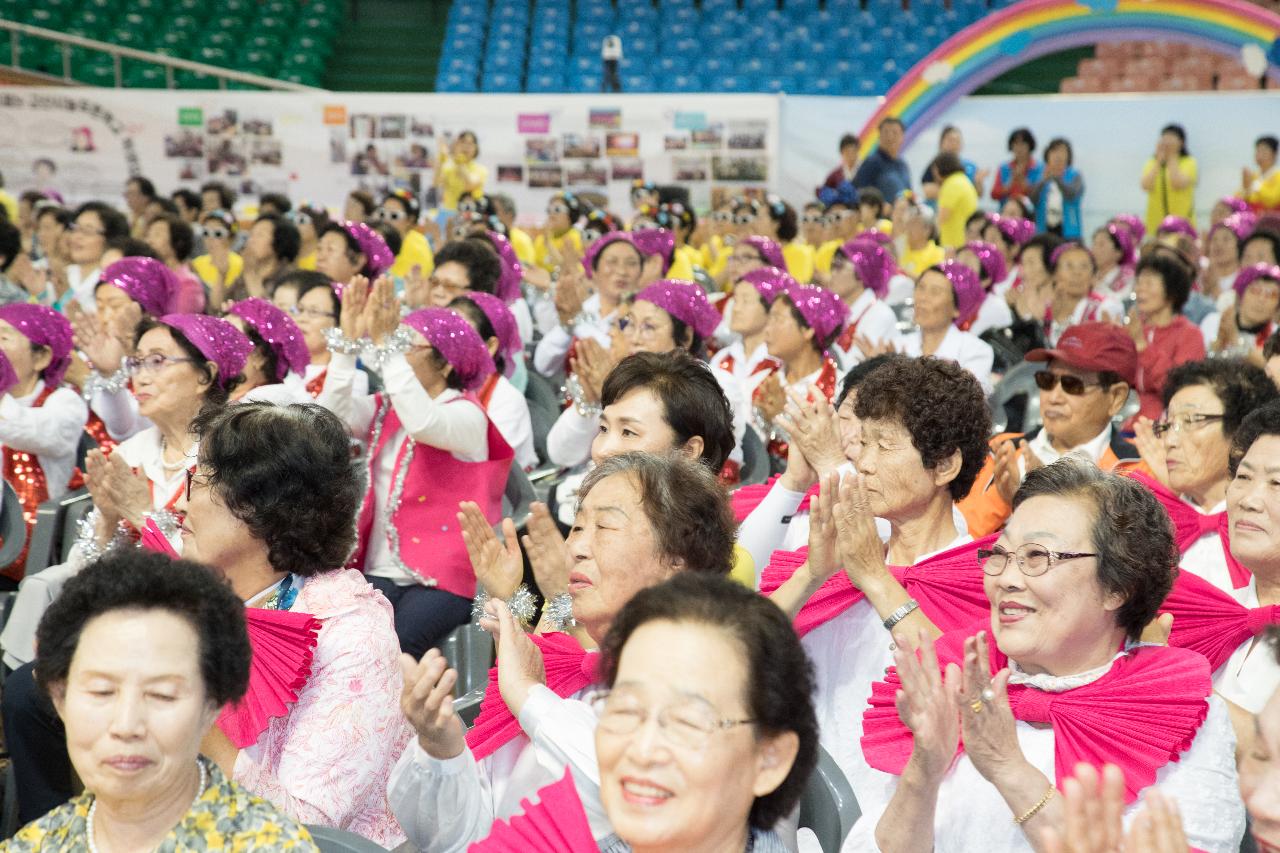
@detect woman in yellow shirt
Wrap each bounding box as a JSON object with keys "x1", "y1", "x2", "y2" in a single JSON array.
[
  {"x1": 532, "y1": 191, "x2": 584, "y2": 271},
  {"x1": 376, "y1": 189, "x2": 435, "y2": 280},
  {"x1": 287, "y1": 204, "x2": 328, "y2": 271},
  {"x1": 1141, "y1": 124, "x2": 1198, "y2": 234},
  {"x1": 898, "y1": 203, "x2": 946, "y2": 276},
  {"x1": 435, "y1": 130, "x2": 487, "y2": 212},
  {"x1": 933, "y1": 153, "x2": 979, "y2": 249},
  {"x1": 190, "y1": 209, "x2": 242, "y2": 305},
  {"x1": 650, "y1": 201, "x2": 703, "y2": 281},
  {"x1": 751, "y1": 195, "x2": 814, "y2": 283}
]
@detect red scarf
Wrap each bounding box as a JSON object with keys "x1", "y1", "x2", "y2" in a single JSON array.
[
  {"x1": 1163, "y1": 568, "x2": 1278, "y2": 671},
  {"x1": 305, "y1": 368, "x2": 327, "y2": 398},
  {"x1": 465, "y1": 632, "x2": 600, "y2": 761},
  {"x1": 757, "y1": 358, "x2": 839, "y2": 461},
  {"x1": 836, "y1": 299, "x2": 877, "y2": 352},
  {"x1": 861, "y1": 625, "x2": 1212, "y2": 803},
  {"x1": 760, "y1": 536, "x2": 995, "y2": 637},
  {"x1": 1128, "y1": 471, "x2": 1250, "y2": 589}
]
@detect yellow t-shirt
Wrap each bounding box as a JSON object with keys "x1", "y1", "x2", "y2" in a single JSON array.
[
  {"x1": 729, "y1": 544, "x2": 755, "y2": 588},
  {"x1": 296, "y1": 251, "x2": 316, "y2": 271},
  {"x1": 507, "y1": 227, "x2": 536, "y2": 266},
  {"x1": 938, "y1": 172, "x2": 979, "y2": 249},
  {"x1": 900, "y1": 241, "x2": 945, "y2": 277},
  {"x1": 439, "y1": 157, "x2": 488, "y2": 211},
  {"x1": 532, "y1": 229, "x2": 584, "y2": 272},
  {"x1": 0, "y1": 190, "x2": 17, "y2": 224},
  {"x1": 814, "y1": 238, "x2": 842, "y2": 276},
  {"x1": 1246, "y1": 168, "x2": 1280, "y2": 212},
  {"x1": 668, "y1": 244, "x2": 702, "y2": 281},
  {"x1": 390, "y1": 229, "x2": 435, "y2": 279},
  {"x1": 191, "y1": 252, "x2": 244, "y2": 288},
  {"x1": 1143, "y1": 155, "x2": 1198, "y2": 234},
  {"x1": 783, "y1": 241, "x2": 815, "y2": 283}
]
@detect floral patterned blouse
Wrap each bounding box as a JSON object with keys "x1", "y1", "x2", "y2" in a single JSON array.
[{"x1": 0, "y1": 760, "x2": 318, "y2": 851}]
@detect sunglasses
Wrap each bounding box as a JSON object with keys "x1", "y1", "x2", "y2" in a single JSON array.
[
  {"x1": 732, "y1": 213, "x2": 754, "y2": 225},
  {"x1": 376, "y1": 208, "x2": 408, "y2": 222},
  {"x1": 1033, "y1": 371, "x2": 1104, "y2": 395},
  {"x1": 286, "y1": 211, "x2": 312, "y2": 226},
  {"x1": 202, "y1": 226, "x2": 230, "y2": 240},
  {"x1": 547, "y1": 203, "x2": 571, "y2": 216},
  {"x1": 801, "y1": 214, "x2": 827, "y2": 225}
]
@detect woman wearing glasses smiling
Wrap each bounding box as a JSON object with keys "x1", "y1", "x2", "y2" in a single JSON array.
[
  {"x1": 1130, "y1": 358, "x2": 1278, "y2": 594},
  {"x1": 850, "y1": 460, "x2": 1244, "y2": 852}
]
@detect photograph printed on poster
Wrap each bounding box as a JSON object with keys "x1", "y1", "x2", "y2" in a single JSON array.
[
  {"x1": 497, "y1": 164, "x2": 525, "y2": 183},
  {"x1": 349, "y1": 113, "x2": 376, "y2": 138},
  {"x1": 69, "y1": 127, "x2": 96, "y2": 153},
  {"x1": 379, "y1": 115, "x2": 407, "y2": 139},
  {"x1": 663, "y1": 134, "x2": 689, "y2": 151},
  {"x1": 690, "y1": 125, "x2": 723, "y2": 149},
  {"x1": 250, "y1": 138, "x2": 283, "y2": 166},
  {"x1": 711, "y1": 154, "x2": 767, "y2": 182},
  {"x1": 398, "y1": 143, "x2": 432, "y2": 169},
  {"x1": 351, "y1": 142, "x2": 391, "y2": 176},
  {"x1": 726, "y1": 120, "x2": 766, "y2": 150},
  {"x1": 329, "y1": 127, "x2": 347, "y2": 164},
  {"x1": 206, "y1": 110, "x2": 238, "y2": 136},
  {"x1": 605, "y1": 132, "x2": 638, "y2": 158},
  {"x1": 525, "y1": 138, "x2": 560, "y2": 164},
  {"x1": 610, "y1": 158, "x2": 643, "y2": 181},
  {"x1": 242, "y1": 116, "x2": 274, "y2": 136},
  {"x1": 563, "y1": 133, "x2": 601, "y2": 159},
  {"x1": 588, "y1": 108, "x2": 622, "y2": 129},
  {"x1": 528, "y1": 164, "x2": 564, "y2": 188},
  {"x1": 164, "y1": 131, "x2": 203, "y2": 158},
  {"x1": 208, "y1": 137, "x2": 248, "y2": 176},
  {"x1": 410, "y1": 118, "x2": 434, "y2": 137},
  {"x1": 672, "y1": 156, "x2": 708, "y2": 182},
  {"x1": 566, "y1": 161, "x2": 607, "y2": 187}
]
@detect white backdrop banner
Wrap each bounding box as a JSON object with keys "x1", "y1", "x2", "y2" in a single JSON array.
[{"x1": 0, "y1": 87, "x2": 1275, "y2": 236}]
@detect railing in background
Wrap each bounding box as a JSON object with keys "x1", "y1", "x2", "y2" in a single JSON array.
[{"x1": 0, "y1": 17, "x2": 325, "y2": 91}]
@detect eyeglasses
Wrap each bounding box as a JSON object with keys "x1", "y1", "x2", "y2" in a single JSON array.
[
  {"x1": 124, "y1": 354, "x2": 197, "y2": 376},
  {"x1": 202, "y1": 226, "x2": 230, "y2": 240},
  {"x1": 729, "y1": 251, "x2": 763, "y2": 265},
  {"x1": 624, "y1": 319, "x2": 667, "y2": 340},
  {"x1": 1152, "y1": 412, "x2": 1225, "y2": 437},
  {"x1": 376, "y1": 208, "x2": 408, "y2": 222},
  {"x1": 829, "y1": 210, "x2": 856, "y2": 222},
  {"x1": 631, "y1": 221, "x2": 658, "y2": 232},
  {"x1": 286, "y1": 211, "x2": 313, "y2": 226},
  {"x1": 288, "y1": 305, "x2": 336, "y2": 320},
  {"x1": 1033, "y1": 371, "x2": 1105, "y2": 396},
  {"x1": 977, "y1": 543, "x2": 1097, "y2": 577},
  {"x1": 429, "y1": 275, "x2": 469, "y2": 294},
  {"x1": 547, "y1": 203, "x2": 571, "y2": 216},
  {"x1": 710, "y1": 211, "x2": 732, "y2": 223},
  {"x1": 801, "y1": 213, "x2": 827, "y2": 225},
  {"x1": 591, "y1": 690, "x2": 754, "y2": 751},
  {"x1": 184, "y1": 467, "x2": 206, "y2": 501},
  {"x1": 732, "y1": 213, "x2": 754, "y2": 225}
]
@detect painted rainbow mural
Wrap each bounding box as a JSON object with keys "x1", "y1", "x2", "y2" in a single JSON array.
[{"x1": 857, "y1": 0, "x2": 1280, "y2": 156}]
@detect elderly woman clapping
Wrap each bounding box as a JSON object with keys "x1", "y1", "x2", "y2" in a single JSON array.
[
  {"x1": 6, "y1": 550, "x2": 318, "y2": 850},
  {"x1": 853, "y1": 460, "x2": 1244, "y2": 852}
]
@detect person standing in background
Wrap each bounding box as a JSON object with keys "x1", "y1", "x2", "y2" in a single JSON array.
[
  {"x1": 1243, "y1": 135, "x2": 1280, "y2": 213},
  {"x1": 853, "y1": 117, "x2": 912, "y2": 202},
  {"x1": 818, "y1": 133, "x2": 860, "y2": 197},
  {"x1": 1029, "y1": 137, "x2": 1084, "y2": 239},
  {"x1": 1141, "y1": 123, "x2": 1198, "y2": 234},
  {"x1": 991, "y1": 127, "x2": 1041, "y2": 204}
]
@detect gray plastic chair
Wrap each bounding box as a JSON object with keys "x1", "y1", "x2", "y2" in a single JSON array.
[
  {"x1": 500, "y1": 465, "x2": 536, "y2": 530},
  {"x1": 739, "y1": 427, "x2": 770, "y2": 486},
  {"x1": 440, "y1": 619, "x2": 495, "y2": 697},
  {"x1": 453, "y1": 687, "x2": 487, "y2": 728},
  {"x1": 305, "y1": 824, "x2": 388, "y2": 852},
  {"x1": 522, "y1": 371, "x2": 562, "y2": 466},
  {"x1": 799, "y1": 745, "x2": 860, "y2": 853},
  {"x1": 987, "y1": 360, "x2": 1042, "y2": 435},
  {"x1": 0, "y1": 481, "x2": 28, "y2": 574},
  {"x1": 24, "y1": 488, "x2": 91, "y2": 577}
]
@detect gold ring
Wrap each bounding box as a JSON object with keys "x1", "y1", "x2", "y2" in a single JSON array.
[{"x1": 969, "y1": 699, "x2": 984, "y2": 714}]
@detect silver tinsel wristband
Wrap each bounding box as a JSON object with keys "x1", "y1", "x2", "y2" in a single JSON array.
[
  {"x1": 471, "y1": 584, "x2": 538, "y2": 629},
  {"x1": 80, "y1": 367, "x2": 130, "y2": 402},
  {"x1": 359, "y1": 326, "x2": 414, "y2": 371},
  {"x1": 323, "y1": 327, "x2": 366, "y2": 356},
  {"x1": 562, "y1": 373, "x2": 602, "y2": 419},
  {"x1": 543, "y1": 593, "x2": 576, "y2": 632}
]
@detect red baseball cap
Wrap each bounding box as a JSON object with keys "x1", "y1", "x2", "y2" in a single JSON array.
[{"x1": 1025, "y1": 322, "x2": 1138, "y2": 387}]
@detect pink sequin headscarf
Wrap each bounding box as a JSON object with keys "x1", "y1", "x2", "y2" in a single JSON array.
[
  {"x1": 1233, "y1": 263, "x2": 1280, "y2": 299},
  {"x1": 582, "y1": 231, "x2": 642, "y2": 279},
  {"x1": 341, "y1": 221, "x2": 395, "y2": 278},
  {"x1": 961, "y1": 241, "x2": 1008, "y2": 288},
  {"x1": 1217, "y1": 196, "x2": 1251, "y2": 216},
  {"x1": 98, "y1": 257, "x2": 177, "y2": 316},
  {"x1": 159, "y1": 314, "x2": 254, "y2": 389},
  {"x1": 738, "y1": 236, "x2": 786, "y2": 271},
  {"x1": 1101, "y1": 222, "x2": 1136, "y2": 267},
  {"x1": 0, "y1": 351, "x2": 18, "y2": 398},
  {"x1": 1110, "y1": 213, "x2": 1146, "y2": 245},
  {"x1": 629, "y1": 228, "x2": 675, "y2": 275},
  {"x1": 460, "y1": 291, "x2": 521, "y2": 377},
  {"x1": 988, "y1": 214, "x2": 1035, "y2": 247},
  {"x1": 402, "y1": 308, "x2": 496, "y2": 392},
  {"x1": 1210, "y1": 212, "x2": 1259, "y2": 245},
  {"x1": 738, "y1": 266, "x2": 797, "y2": 306},
  {"x1": 227, "y1": 298, "x2": 310, "y2": 381},
  {"x1": 0, "y1": 304, "x2": 73, "y2": 387},
  {"x1": 635, "y1": 280, "x2": 721, "y2": 340},
  {"x1": 838, "y1": 239, "x2": 895, "y2": 298},
  {"x1": 784, "y1": 282, "x2": 850, "y2": 346},
  {"x1": 1157, "y1": 215, "x2": 1198, "y2": 242},
  {"x1": 1050, "y1": 241, "x2": 1095, "y2": 270},
  {"x1": 928, "y1": 261, "x2": 984, "y2": 328},
  {"x1": 485, "y1": 230, "x2": 524, "y2": 304}
]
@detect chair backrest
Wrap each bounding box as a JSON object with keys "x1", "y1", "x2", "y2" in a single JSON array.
[
  {"x1": 739, "y1": 427, "x2": 770, "y2": 486},
  {"x1": 0, "y1": 482, "x2": 28, "y2": 573},
  {"x1": 440, "y1": 619, "x2": 496, "y2": 697},
  {"x1": 522, "y1": 370, "x2": 563, "y2": 466},
  {"x1": 59, "y1": 493, "x2": 97, "y2": 565},
  {"x1": 454, "y1": 687, "x2": 487, "y2": 727},
  {"x1": 799, "y1": 744, "x2": 860, "y2": 852},
  {"x1": 501, "y1": 465, "x2": 536, "y2": 528},
  {"x1": 24, "y1": 488, "x2": 91, "y2": 578},
  {"x1": 304, "y1": 824, "x2": 387, "y2": 853},
  {"x1": 987, "y1": 360, "x2": 1041, "y2": 435}
]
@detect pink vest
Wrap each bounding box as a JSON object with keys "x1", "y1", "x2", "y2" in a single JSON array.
[{"x1": 349, "y1": 393, "x2": 514, "y2": 599}]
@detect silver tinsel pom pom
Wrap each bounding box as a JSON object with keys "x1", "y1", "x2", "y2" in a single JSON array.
[
  {"x1": 471, "y1": 584, "x2": 538, "y2": 629},
  {"x1": 543, "y1": 592, "x2": 576, "y2": 632}
]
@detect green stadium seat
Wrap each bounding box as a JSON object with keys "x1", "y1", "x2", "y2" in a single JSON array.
[
  {"x1": 124, "y1": 64, "x2": 168, "y2": 88},
  {"x1": 175, "y1": 68, "x2": 220, "y2": 89},
  {"x1": 77, "y1": 56, "x2": 119, "y2": 86},
  {"x1": 255, "y1": 16, "x2": 290, "y2": 35},
  {"x1": 194, "y1": 45, "x2": 230, "y2": 66},
  {"x1": 212, "y1": 15, "x2": 247, "y2": 34},
  {"x1": 107, "y1": 27, "x2": 146, "y2": 47},
  {"x1": 206, "y1": 31, "x2": 236, "y2": 49},
  {"x1": 167, "y1": 15, "x2": 200, "y2": 34},
  {"x1": 23, "y1": 7, "x2": 69, "y2": 29},
  {"x1": 247, "y1": 33, "x2": 284, "y2": 52},
  {"x1": 169, "y1": 0, "x2": 208, "y2": 19},
  {"x1": 226, "y1": 80, "x2": 262, "y2": 91},
  {"x1": 133, "y1": 0, "x2": 166, "y2": 13},
  {"x1": 279, "y1": 68, "x2": 320, "y2": 87},
  {"x1": 17, "y1": 40, "x2": 62, "y2": 74}
]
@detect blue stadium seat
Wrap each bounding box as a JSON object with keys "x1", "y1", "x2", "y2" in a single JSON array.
[
  {"x1": 528, "y1": 53, "x2": 560, "y2": 73},
  {"x1": 437, "y1": 70, "x2": 478, "y2": 92},
  {"x1": 492, "y1": 20, "x2": 527, "y2": 39},
  {"x1": 482, "y1": 71, "x2": 522, "y2": 92},
  {"x1": 619, "y1": 18, "x2": 654, "y2": 38},
  {"x1": 484, "y1": 53, "x2": 523, "y2": 73},
  {"x1": 655, "y1": 55, "x2": 690, "y2": 75},
  {"x1": 627, "y1": 35, "x2": 654, "y2": 55},
  {"x1": 578, "y1": 5, "x2": 615, "y2": 26},
  {"x1": 622, "y1": 73, "x2": 656, "y2": 92},
  {"x1": 667, "y1": 73, "x2": 704, "y2": 91},
  {"x1": 803, "y1": 76, "x2": 840, "y2": 95},
  {"x1": 444, "y1": 56, "x2": 479, "y2": 74},
  {"x1": 527, "y1": 72, "x2": 566, "y2": 92},
  {"x1": 662, "y1": 6, "x2": 699, "y2": 25},
  {"x1": 853, "y1": 76, "x2": 881, "y2": 96},
  {"x1": 786, "y1": 57, "x2": 813, "y2": 76},
  {"x1": 572, "y1": 70, "x2": 603, "y2": 91},
  {"x1": 664, "y1": 36, "x2": 700, "y2": 56},
  {"x1": 717, "y1": 74, "x2": 751, "y2": 92},
  {"x1": 700, "y1": 56, "x2": 728, "y2": 76},
  {"x1": 760, "y1": 74, "x2": 798, "y2": 93},
  {"x1": 447, "y1": 21, "x2": 486, "y2": 40},
  {"x1": 530, "y1": 36, "x2": 566, "y2": 55},
  {"x1": 570, "y1": 54, "x2": 596, "y2": 73}
]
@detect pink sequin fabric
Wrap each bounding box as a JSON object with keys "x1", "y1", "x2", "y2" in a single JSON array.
[
  {"x1": 160, "y1": 313, "x2": 254, "y2": 388},
  {"x1": 228, "y1": 298, "x2": 311, "y2": 380},
  {"x1": 402, "y1": 307, "x2": 496, "y2": 391},
  {"x1": 839, "y1": 239, "x2": 896, "y2": 297},
  {"x1": 99, "y1": 256, "x2": 178, "y2": 316},
  {"x1": 485, "y1": 230, "x2": 524, "y2": 303},
  {"x1": 784, "y1": 282, "x2": 851, "y2": 344},
  {"x1": 0, "y1": 304, "x2": 74, "y2": 387},
  {"x1": 341, "y1": 221, "x2": 394, "y2": 278},
  {"x1": 738, "y1": 266, "x2": 798, "y2": 305},
  {"x1": 636, "y1": 280, "x2": 721, "y2": 339}
]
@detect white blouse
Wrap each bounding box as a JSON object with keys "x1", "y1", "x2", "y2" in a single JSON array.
[
  {"x1": 1179, "y1": 499, "x2": 1235, "y2": 595},
  {"x1": 843, "y1": 695, "x2": 1244, "y2": 852},
  {"x1": 1215, "y1": 578, "x2": 1280, "y2": 715},
  {"x1": 387, "y1": 684, "x2": 611, "y2": 853},
  {"x1": 0, "y1": 381, "x2": 88, "y2": 502},
  {"x1": 896, "y1": 325, "x2": 994, "y2": 394}
]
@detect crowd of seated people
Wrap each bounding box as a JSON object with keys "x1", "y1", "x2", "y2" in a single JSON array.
[{"x1": 0, "y1": 110, "x2": 1277, "y2": 853}]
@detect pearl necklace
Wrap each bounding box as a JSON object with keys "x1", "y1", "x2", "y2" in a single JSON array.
[
  {"x1": 158, "y1": 436, "x2": 192, "y2": 472},
  {"x1": 86, "y1": 759, "x2": 208, "y2": 853}
]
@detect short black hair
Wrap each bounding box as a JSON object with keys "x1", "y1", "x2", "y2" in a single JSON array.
[
  {"x1": 1044, "y1": 137, "x2": 1073, "y2": 166},
  {"x1": 0, "y1": 220, "x2": 20, "y2": 273},
  {"x1": 255, "y1": 213, "x2": 301, "y2": 263},
  {"x1": 259, "y1": 192, "x2": 292, "y2": 215},
  {"x1": 1134, "y1": 252, "x2": 1193, "y2": 313},
  {"x1": 490, "y1": 192, "x2": 516, "y2": 218},
  {"x1": 128, "y1": 176, "x2": 157, "y2": 200},
  {"x1": 193, "y1": 403, "x2": 362, "y2": 576},
  {"x1": 149, "y1": 213, "x2": 195, "y2": 262},
  {"x1": 171, "y1": 188, "x2": 201, "y2": 213},
  {"x1": 1160, "y1": 123, "x2": 1188, "y2": 156},
  {"x1": 1007, "y1": 127, "x2": 1036, "y2": 152},
  {"x1": 382, "y1": 190, "x2": 420, "y2": 221},
  {"x1": 134, "y1": 316, "x2": 240, "y2": 407},
  {"x1": 599, "y1": 572, "x2": 818, "y2": 830},
  {"x1": 72, "y1": 201, "x2": 130, "y2": 242},
  {"x1": 1241, "y1": 228, "x2": 1280, "y2": 264},
  {"x1": 346, "y1": 189, "x2": 376, "y2": 218},
  {"x1": 1013, "y1": 460, "x2": 1176, "y2": 641},
  {"x1": 1162, "y1": 358, "x2": 1278, "y2": 442},
  {"x1": 600, "y1": 351, "x2": 735, "y2": 472},
  {"x1": 836, "y1": 353, "x2": 906, "y2": 408},
  {"x1": 854, "y1": 356, "x2": 991, "y2": 500},
  {"x1": 858, "y1": 186, "x2": 885, "y2": 213},
  {"x1": 107, "y1": 235, "x2": 159, "y2": 260},
  {"x1": 34, "y1": 550, "x2": 251, "y2": 707},
  {"x1": 371, "y1": 221, "x2": 401, "y2": 257},
  {"x1": 293, "y1": 273, "x2": 342, "y2": 323},
  {"x1": 200, "y1": 181, "x2": 237, "y2": 210},
  {"x1": 435, "y1": 238, "x2": 503, "y2": 295},
  {"x1": 1230, "y1": 398, "x2": 1280, "y2": 476},
  {"x1": 878, "y1": 116, "x2": 904, "y2": 132},
  {"x1": 932, "y1": 152, "x2": 964, "y2": 179},
  {"x1": 1017, "y1": 232, "x2": 1065, "y2": 267},
  {"x1": 148, "y1": 197, "x2": 179, "y2": 217},
  {"x1": 839, "y1": 133, "x2": 858, "y2": 150}
]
